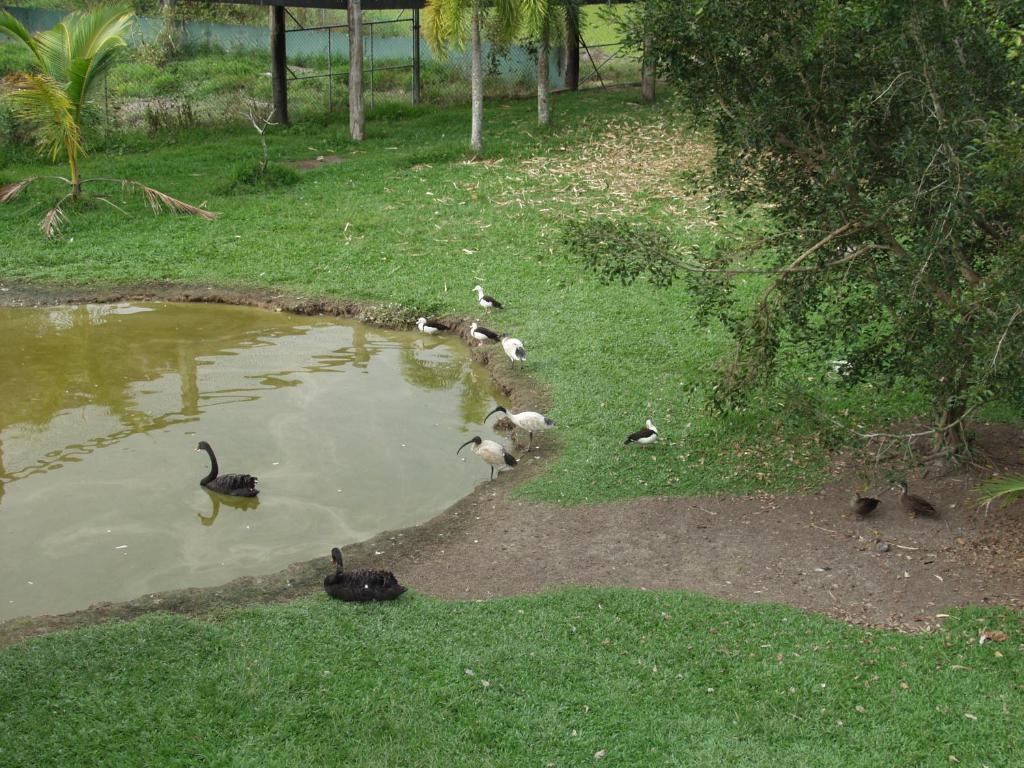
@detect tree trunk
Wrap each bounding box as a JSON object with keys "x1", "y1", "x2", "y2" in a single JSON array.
[
  {"x1": 470, "y1": 7, "x2": 483, "y2": 154},
  {"x1": 935, "y1": 400, "x2": 968, "y2": 453},
  {"x1": 538, "y1": 30, "x2": 551, "y2": 126},
  {"x1": 348, "y1": 0, "x2": 364, "y2": 141},
  {"x1": 641, "y1": 34, "x2": 656, "y2": 104},
  {"x1": 69, "y1": 148, "x2": 81, "y2": 199},
  {"x1": 565, "y1": 4, "x2": 580, "y2": 91}
]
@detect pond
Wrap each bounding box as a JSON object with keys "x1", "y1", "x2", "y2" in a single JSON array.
[{"x1": 0, "y1": 302, "x2": 504, "y2": 621}]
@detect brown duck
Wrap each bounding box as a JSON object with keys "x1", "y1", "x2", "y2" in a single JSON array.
[
  {"x1": 898, "y1": 480, "x2": 938, "y2": 518},
  {"x1": 851, "y1": 493, "x2": 880, "y2": 516}
]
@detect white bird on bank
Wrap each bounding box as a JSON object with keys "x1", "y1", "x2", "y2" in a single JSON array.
[
  {"x1": 472, "y1": 285, "x2": 503, "y2": 311},
  {"x1": 457, "y1": 436, "x2": 517, "y2": 480},
  {"x1": 416, "y1": 317, "x2": 450, "y2": 335},
  {"x1": 624, "y1": 419, "x2": 658, "y2": 446},
  {"x1": 469, "y1": 322, "x2": 501, "y2": 345},
  {"x1": 485, "y1": 405, "x2": 554, "y2": 451},
  {"x1": 501, "y1": 336, "x2": 526, "y2": 367}
]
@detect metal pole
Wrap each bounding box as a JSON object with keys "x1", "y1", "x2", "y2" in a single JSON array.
[
  {"x1": 370, "y1": 22, "x2": 375, "y2": 111},
  {"x1": 328, "y1": 24, "x2": 333, "y2": 113},
  {"x1": 348, "y1": 0, "x2": 364, "y2": 140},
  {"x1": 270, "y1": 6, "x2": 289, "y2": 125},
  {"x1": 566, "y1": 4, "x2": 580, "y2": 91},
  {"x1": 412, "y1": 9, "x2": 421, "y2": 104}
]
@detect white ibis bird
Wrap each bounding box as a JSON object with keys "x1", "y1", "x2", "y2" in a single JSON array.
[
  {"x1": 472, "y1": 285, "x2": 504, "y2": 311},
  {"x1": 457, "y1": 435, "x2": 517, "y2": 480},
  {"x1": 324, "y1": 547, "x2": 406, "y2": 602},
  {"x1": 485, "y1": 405, "x2": 554, "y2": 451},
  {"x1": 624, "y1": 419, "x2": 658, "y2": 446},
  {"x1": 896, "y1": 480, "x2": 938, "y2": 518},
  {"x1": 501, "y1": 337, "x2": 526, "y2": 367},
  {"x1": 416, "y1": 317, "x2": 449, "y2": 335},
  {"x1": 469, "y1": 322, "x2": 501, "y2": 345}
]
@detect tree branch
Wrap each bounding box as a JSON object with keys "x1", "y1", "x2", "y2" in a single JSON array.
[{"x1": 992, "y1": 305, "x2": 1023, "y2": 370}]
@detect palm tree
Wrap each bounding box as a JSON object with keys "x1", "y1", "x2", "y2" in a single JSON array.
[
  {"x1": 517, "y1": 0, "x2": 566, "y2": 127},
  {"x1": 0, "y1": 6, "x2": 215, "y2": 236},
  {"x1": 425, "y1": 0, "x2": 518, "y2": 154}
]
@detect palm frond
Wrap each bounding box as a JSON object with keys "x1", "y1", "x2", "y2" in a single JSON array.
[
  {"x1": 490, "y1": 0, "x2": 522, "y2": 47},
  {"x1": 40, "y1": 194, "x2": 71, "y2": 238},
  {"x1": 425, "y1": 0, "x2": 475, "y2": 55},
  {"x1": 516, "y1": 0, "x2": 566, "y2": 44},
  {"x1": 67, "y1": 45, "x2": 124, "y2": 110},
  {"x1": 68, "y1": 6, "x2": 133, "y2": 60},
  {"x1": 33, "y1": 24, "x2": 72, "y2": 83},
  {"x1": 66, "y1": 7, "x2": 132, "y2": 109},
  {"x1": 0, "y1": 178, "x2": 37, "y2": 204},
  {"x1": 0, "y1": 10, "x2": 41, "y2": 63},
  {"x1": 976, "y1": 474, "x2": 1024, "y2": 508},
  {"x1": 122, "y1": 180, "x2": 219, "y2": 220},
  {"x1": 4, "y1": 72, "x2": 81, "y2": 162}
]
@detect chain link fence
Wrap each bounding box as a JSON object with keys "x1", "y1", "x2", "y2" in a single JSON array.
[{"x1": 1, "y1": 4, "x2": 640, "y2": 139}]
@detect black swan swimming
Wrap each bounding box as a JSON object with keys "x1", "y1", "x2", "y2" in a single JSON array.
[
  {"x1": 324, "y1": 547, "x2": 407, "y2": 602},
  {"x1": 195, "y1": 440, "x2": 259, "y2": 497}
]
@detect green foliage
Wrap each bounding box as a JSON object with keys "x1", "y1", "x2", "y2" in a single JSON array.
[
  {"x1": 134, "y1": 3, "x2": 184, "y2": 67},
  {"x1": 0, "y1": 590, "x2": 1020, "y2": 767},
  {"x1": 563, "y1": 217, "x2": 679, "y2": 288},
  {"x1": 220, "y1": 159, "x2": 300, "y2": 195},
  {"x1": 613, "y1": 0, "x2": 1024, "y2": 451},
  {"x1": 976, "y1": 473, "x2": 1024, "y2": 508}
]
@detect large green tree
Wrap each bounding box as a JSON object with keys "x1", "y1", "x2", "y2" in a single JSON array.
[
  {"x1": 583, "y1": 0, "x2": 1024, "y2": 455},
  {"x1": 0, "y1": 6, "x2": 215, "y2": 235}
]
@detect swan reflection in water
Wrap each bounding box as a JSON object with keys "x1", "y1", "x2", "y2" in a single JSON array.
[{"x1": 198, "y1": 489, "x2": 260, "y2": 527}]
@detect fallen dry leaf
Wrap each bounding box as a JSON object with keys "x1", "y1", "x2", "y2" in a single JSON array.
[{"x1": 979, "y1": 629, "x2": 1008, "y2": 644}]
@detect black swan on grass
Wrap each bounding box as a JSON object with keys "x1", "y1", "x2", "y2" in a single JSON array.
[
  {"x1": 195, "y1": 441, "x2": 259, "y2": 497},
  {"x1": 324, "y1": 547, "x2": 407, "y2": 602}
]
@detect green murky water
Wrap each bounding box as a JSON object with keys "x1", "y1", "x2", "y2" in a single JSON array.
[{"x1": 0, "y1": 303, "x2": 503, "y2": 620}]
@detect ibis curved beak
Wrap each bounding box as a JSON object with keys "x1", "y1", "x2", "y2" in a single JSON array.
[
  {"x1": 484, "y1": 407, "x2": 500, "y2": 421},
  {"x1": 456, "y1": 439, "x2": 475, "y2": 455}
]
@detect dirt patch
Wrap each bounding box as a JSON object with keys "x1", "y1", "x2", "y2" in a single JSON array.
[
  {"x1": 1, "y1": 282, "x2": 1022, "y2": 646},
  {"x1": 287, "y1": 154, "x2": 345, "y2": 170}
]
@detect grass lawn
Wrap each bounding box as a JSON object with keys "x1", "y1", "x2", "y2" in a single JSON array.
[
  {"x1": 0, "y1": 589, "x2": 1019, "y2": 767},
  {"x1": 0, "y1": 88, "x2": 954, "y2": 504}
]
